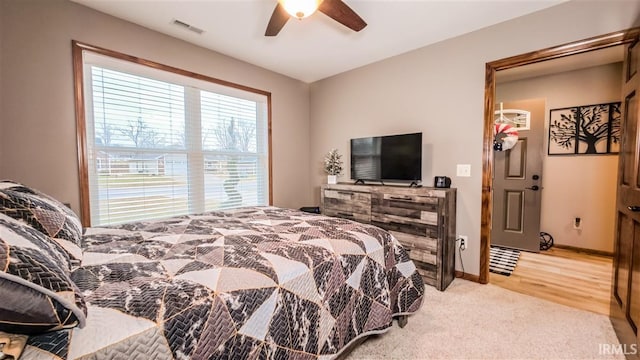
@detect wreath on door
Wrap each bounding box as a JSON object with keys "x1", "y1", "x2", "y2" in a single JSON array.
[{"x1": 493, "y1": 123, "x2": 519, "y2": 151}]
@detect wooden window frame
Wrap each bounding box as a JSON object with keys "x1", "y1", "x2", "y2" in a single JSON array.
[{"x1": 72, "y1": 41, "x2": 273, "y2": 227}]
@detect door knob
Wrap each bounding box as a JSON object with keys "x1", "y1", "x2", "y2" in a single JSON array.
[
  {"x1": 525, "y1": 185, "x2": 540, "y2": 191},
  {"x1": 629, "y1": 206, "x2": 640, "y2": 212}
]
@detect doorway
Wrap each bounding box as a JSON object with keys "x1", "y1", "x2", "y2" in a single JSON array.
[
  {"x1": 489, "y1": 50, "x2": 622, "y2": 315},
  {"x1": 480, "y1": 27, "x2": 640, "y2": 356},
  {"x1": 479, "y1": 29, "x2": 639, "y2": 283},
  {"x1": 492, "y1": 48, "x2": 624, "y2": 255}
]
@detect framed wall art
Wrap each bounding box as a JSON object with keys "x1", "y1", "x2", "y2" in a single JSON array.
[{"x1": 548, "y1": 102, "x2": 621, "y2": 155}]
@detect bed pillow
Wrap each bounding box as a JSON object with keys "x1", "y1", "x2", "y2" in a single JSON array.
[
  {"x1": 0, "y1": 180, "x2": 83, "y2": 266},
  {"x1": 0, "y1": 213, "x2": 86, "y2": 334}
]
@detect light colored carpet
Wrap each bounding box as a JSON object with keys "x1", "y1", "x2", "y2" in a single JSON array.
[{"x1": 346, "y1": 279, "x2": 624, "y2": 360}]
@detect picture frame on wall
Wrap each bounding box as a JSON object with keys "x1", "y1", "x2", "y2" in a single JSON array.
[{"x1": 548, "y1": 102, "x2": 621, "y2": 155}]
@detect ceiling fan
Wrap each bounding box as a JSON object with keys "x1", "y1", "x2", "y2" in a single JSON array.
[{"x1": 265, "y1": 0, "x2": 367, "y2": 36}]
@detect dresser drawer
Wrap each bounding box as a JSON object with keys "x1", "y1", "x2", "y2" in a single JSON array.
[
  {"x1": 323, "y1": 208, "x2": 371, "y2": 223},
  {"x1": 323, "y1": 189, "x2": 371, "y2": 215},
  {"x1": 390, "y1": 231, "x2": 437, "y2": 253},
  {"x1": 390, "y1": 231, "x2": 438, "y2": 285},
  {"x1": 391, "y1": 231, "x2": 437, "y2": 265},
  {"x1": 371, "y1": 213, "x2": 440, "y2": 239},
  {"x1": 380, "y1": 193, "x2": 439, "y2": 209},
  {"x1": 415, "y1": 266, "x2": 437, "y2": 286},
  {"x1": 372, "y1": 193, "x2": 441, "y2": 226}
]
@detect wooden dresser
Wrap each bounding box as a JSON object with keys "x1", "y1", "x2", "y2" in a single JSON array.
[{"x1": 321, "y1": 183, "x2": 456, "y2": 291}]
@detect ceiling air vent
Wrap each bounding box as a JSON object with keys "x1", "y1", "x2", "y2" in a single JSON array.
[{"x1": 172, "y1": 19, "x2": 204, "y2": 35}]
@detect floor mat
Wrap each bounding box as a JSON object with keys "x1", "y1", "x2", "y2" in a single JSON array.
[{"x1": 490, "y1": 246, "x2": 521, "y2": 276}]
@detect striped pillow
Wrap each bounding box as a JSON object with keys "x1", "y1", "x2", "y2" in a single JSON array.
[
  {"x1": 0, "y1": 213, "x2": 86, "y2": 334},
  {"x1": 0, "y1": 181, "x2": 83, "y2": 267}
]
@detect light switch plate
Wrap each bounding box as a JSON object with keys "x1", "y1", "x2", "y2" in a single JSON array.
[{"x1": 457, "y1": 164, "x2": 471, "y2": 177}]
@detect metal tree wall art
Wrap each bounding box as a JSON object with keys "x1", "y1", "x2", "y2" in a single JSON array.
[{"x1": 548, "y1": 102, "x2": 621, "y2": 155}]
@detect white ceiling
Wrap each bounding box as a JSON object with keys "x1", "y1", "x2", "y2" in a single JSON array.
[{"x1": 71, "y1": 0, "x2": 567, "y2": 83}]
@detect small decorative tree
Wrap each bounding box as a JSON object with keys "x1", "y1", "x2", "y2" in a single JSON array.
[{"x1": 324, "y1": 149, "x2": 343, "y2": 184}]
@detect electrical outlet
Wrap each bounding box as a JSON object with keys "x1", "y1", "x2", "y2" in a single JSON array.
[
  {"x1": 458, "y1": 235, "x2": 468, "y2": 251},
  {"x1": 573, "y1": 217, "x2": 582, "y2": 230}
]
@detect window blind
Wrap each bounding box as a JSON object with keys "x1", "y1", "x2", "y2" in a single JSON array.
[{"x1": 83, "y1": 53, "x2": 269, "y2": 226}]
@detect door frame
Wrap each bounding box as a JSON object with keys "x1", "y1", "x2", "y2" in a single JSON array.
[{"x1": 479, "y1": 27, "x2": 640, "y2": 284}]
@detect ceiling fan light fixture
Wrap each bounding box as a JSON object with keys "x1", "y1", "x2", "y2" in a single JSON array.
[{"x1": 279, "y1": 0, "x2": 322, "y2": 19}]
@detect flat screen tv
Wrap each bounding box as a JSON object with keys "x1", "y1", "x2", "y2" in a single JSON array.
[{"x1": 350, "y1": 132, "x2": 422, "y2": 183}]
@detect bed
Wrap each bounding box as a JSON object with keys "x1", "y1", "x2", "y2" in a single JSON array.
[{"x1": 0, "y1": 181, "x2": 424, "y2": 360}]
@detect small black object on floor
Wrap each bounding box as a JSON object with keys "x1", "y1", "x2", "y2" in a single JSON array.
[
  {"x1": 299, "y1": 206, "x2": 320, "y2": 214},
  {"x1": 540, "y1": 232, "x2": 554, "y2": 251}
]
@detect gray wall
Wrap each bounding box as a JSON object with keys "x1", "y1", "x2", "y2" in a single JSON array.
[
  {"x1": 309, "y1": 0, "x2": 640, "y2": 276},
  {"x1": 0, "y1": 0, "x2": 312, "y2": 214}
]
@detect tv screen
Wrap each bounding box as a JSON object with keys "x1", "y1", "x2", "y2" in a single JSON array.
[{"x1": 350, "y1": 132, "x2": 422, "y2": 182}]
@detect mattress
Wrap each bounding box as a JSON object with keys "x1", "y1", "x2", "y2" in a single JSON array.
[{"x1": 21, "y1": 206, "x2": 424, "y2": 359}]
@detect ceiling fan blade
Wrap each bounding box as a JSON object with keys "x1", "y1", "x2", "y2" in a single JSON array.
[
  {"x1": 318, "y1": 0, "x2": 367, "y2": 32},
  {"x1": 265, "y1": 2, "x2": 290, "y2": 36}
]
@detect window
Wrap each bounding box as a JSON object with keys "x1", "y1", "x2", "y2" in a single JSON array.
[{"x1": 73, "y1": 42, "x2": 271, "y2": 226}]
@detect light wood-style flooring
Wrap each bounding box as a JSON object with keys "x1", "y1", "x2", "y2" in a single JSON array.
[{"x1": 490, "y1": 247, "x2": 612, "y2": 316}]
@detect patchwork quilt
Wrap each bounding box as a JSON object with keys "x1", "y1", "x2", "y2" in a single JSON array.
[{"x1": 21, "y1": 207, "x2": 424, "y2": 360}]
